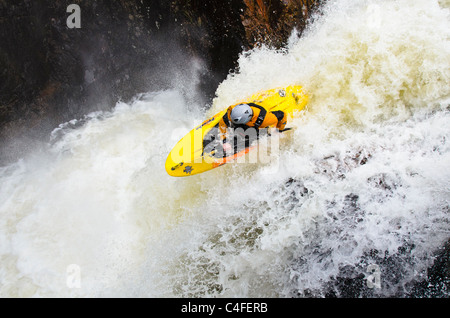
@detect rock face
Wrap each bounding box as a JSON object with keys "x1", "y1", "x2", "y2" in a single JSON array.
[
  {"x1": 0, "y1": 0, "x2": 322, "y2": 162},
  {"x1": 241, "y1": 0, "x2": 318, "y2": 48}
]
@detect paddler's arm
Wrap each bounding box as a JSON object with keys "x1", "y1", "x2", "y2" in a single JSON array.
[
  {"x1": 260, "y1": 111, "x2": 287, "y2": 131},
  {"x1": 218, "y1": 106, "x2": 233, "y2": 141},
  {"x1": 272, "y1": 111, "x2": 287, "y2": 131},
  {"x1": 217, "y1": 107, "x2": 235, "y2": 154}
]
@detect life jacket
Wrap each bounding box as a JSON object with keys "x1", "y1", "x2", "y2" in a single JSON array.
[
  {"x1": 220, "y1": 103, "x2": 286, "y2": 135},
  {"x1": 204, "y1": 103, "x2": 286, "y2": 157}
]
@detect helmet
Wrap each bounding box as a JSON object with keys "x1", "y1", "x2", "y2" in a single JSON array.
[{"x1": 230, "y1": 104, "x2": 253, "y2": 125}]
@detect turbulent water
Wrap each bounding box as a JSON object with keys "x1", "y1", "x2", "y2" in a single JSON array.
[{"x1": 1, "y1": 0, "x2": 449, "y2": 297}]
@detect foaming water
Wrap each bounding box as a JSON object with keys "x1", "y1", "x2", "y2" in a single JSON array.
[
  {"x1": 0, "y1": 91, "x2": 207, "y2": 297},
  {"x1": 1, "y1": 0, "x2": 449, "y2": 297}
]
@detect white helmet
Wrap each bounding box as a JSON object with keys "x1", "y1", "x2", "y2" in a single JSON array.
[{"x1": 230, "y1": 104, "x2": 253, "y2": 125}]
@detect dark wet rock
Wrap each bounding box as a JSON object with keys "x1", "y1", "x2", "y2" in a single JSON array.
[
  {"x1": 241, "y1": 0, "x2": 320, "y2": 48},
  {"x1": 284, "y1": 177, "x2": 450, "y2": 298},
  {"x1": 322, "y1": 241, "x2": 450, "y2": 298}
]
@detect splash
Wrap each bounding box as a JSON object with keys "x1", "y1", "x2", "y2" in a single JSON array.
[{"x1": 0, "y1": 0, "x2": 449, "y2": 297}]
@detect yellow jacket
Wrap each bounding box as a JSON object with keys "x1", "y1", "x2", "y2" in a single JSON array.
[{"x1": 218, "y1": 103, "x2": 287, "y2": 139}]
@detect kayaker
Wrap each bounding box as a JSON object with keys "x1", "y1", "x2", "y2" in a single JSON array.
[{"x1": 217, "y1": 103, "x2": 287, "y2": 153}]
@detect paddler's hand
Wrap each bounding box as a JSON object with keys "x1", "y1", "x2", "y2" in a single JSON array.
[{"x1": 222, "y1": 142, "x2": 232, "y2": 153}]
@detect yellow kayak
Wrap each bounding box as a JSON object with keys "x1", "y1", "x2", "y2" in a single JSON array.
[{"x1": 165, "y1": 85, "x2": 308, "y2": 177}]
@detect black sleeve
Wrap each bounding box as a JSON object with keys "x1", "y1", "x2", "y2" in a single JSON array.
[
  {"x1": 222, "y1": 112, "x2": 231, "y2": 126},
  {"x1": 271, "y1": 111, "x2": 285, "y2": 121}
]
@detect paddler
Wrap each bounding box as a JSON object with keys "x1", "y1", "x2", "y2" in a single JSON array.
[{"x1": 217, "y1": 103, "x2": 288, "y2": 153}]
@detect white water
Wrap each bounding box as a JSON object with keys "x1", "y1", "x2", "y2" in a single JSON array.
[{"x1": 1, "y1": 0, "x2": 449, "y2": 297}]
